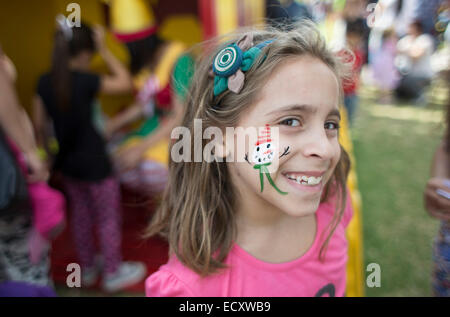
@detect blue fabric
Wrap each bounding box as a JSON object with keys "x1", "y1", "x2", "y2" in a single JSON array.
[{"x1": 432, "y1": 222, "x2": 450, "y2": 297}]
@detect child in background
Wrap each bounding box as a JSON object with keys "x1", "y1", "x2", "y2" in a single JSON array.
[
  {"x1": 145, "y1": 22, "x2": 353, "y2": 297},
  {"x1": 395, "y1": 20, "x2": 435, "y2": 104},
  {"x1": 340, "y1": 19, "x2": 365, "y2": 126},
  {"x1": 33, "y1": 17, "x2": 146, "y2": 293},
  {"x1": 103, "y1": 0, "x2": 194, "y2": 199},
  {"x1": 371, "y1": 28, "x2": 400, "y2": 104}
]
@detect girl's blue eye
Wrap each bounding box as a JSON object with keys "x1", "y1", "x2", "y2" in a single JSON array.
[
  {"x1": 280, "y1": 118, "x2": 300, "y2": 127},
  {"x1": 325, "y1": 122, "x2": 340, "y2": 130}
]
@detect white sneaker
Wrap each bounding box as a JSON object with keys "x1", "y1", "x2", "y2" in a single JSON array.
[
  {"x1": 102, "y1": 262, "x2": 146, "y2": 293},
  {"x1": 81, "y1": 256, "x2": 103, "y2": 288}
]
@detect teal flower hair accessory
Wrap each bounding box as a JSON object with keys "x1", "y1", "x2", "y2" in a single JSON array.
[{"x1": 212, "y1": 34, "x2": 273, "y2": 96}]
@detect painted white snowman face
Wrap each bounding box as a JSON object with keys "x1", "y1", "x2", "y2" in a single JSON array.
[{"x1": 252, "y1": 141, "x2": 274, "y2": 164}]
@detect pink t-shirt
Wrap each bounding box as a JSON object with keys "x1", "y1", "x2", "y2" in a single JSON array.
[{"x1": 146, "y1": 191, "x2": 353, "y2": 297}]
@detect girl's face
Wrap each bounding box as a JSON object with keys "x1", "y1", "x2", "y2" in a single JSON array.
[{"x1": 228, "y1": 56, "x2": 341, "y2": 219}]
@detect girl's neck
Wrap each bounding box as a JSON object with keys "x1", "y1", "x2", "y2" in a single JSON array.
[{"x1": 234, "y1": 190, "x2": 317, "y2": 263}]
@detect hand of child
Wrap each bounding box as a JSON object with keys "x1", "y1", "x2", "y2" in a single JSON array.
[
  {"x1": 114, "y1": 144, "x2": 145, "y2": 172},
  {"x1": 93, "y1": 25, "x2": 106, "y2": 52},
  {"x1": 424, "y1": 178, "x2": 450, "y2": 221},
  {"x1": 24, "y1": 150, "x2": 49, "y2": 183}
]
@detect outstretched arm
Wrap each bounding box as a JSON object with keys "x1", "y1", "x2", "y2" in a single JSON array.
[
  {"x1": 94, "y1": 26, "x2": 133, "y2": 95},
  {"x1": 0, "y1": 55, "x2": 48, "y2": 182},
  {"x1": 104, "y1": 102, "x2": 145, "y2": 138},
  {"x1": 114, "y1": 96, "x2": 185, "y2": 171}
]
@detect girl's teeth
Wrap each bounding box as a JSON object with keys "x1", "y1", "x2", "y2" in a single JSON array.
[{"x1": 287, "y1": 174, "x2": 322, "y2": 186}]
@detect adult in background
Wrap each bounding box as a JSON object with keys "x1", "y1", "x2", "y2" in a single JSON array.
[{"x1": 395, "y1": 20, "x2": 435, "y2": 104}]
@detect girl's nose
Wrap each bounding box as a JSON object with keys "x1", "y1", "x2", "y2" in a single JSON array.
[{"x1": 300, "y1": 128, "x2": 336, "y2": 160}]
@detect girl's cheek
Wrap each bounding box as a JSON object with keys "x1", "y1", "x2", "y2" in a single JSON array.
[{"x1": 330, "y1": 143, "x2": 341, "y2": 172}]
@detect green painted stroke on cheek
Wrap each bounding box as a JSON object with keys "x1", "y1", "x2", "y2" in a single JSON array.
[{"x1": 253, "y1": 163, "x2": 288, "y2": 195}]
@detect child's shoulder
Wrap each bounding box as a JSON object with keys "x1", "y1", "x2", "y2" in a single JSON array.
[
  {"x1": 146, "y1": 252, "x2": 234, "y2": 297},
  {"x1": 145, "y1": 255, "x2": 202, "y2": 297},
  {"x1": 146, "y1": 266, "x2": 194, "y2": 297}
]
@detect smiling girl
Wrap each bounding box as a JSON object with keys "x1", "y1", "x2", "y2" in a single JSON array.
[{"x1": 145, "y1": 22, "x2": 353, "y2": 297}]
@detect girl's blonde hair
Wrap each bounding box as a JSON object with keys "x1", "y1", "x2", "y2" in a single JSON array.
[{"x1": 146, "y1": 21, "x2": 352, "y2": 276}]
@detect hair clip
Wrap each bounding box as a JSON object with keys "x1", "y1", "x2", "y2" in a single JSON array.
[
  {"x1": 212, "y1": 34, "x2": 273, "y2": 96},
  {"x1": 56, "y1": 14, "x2": 73, "y2": 41}
]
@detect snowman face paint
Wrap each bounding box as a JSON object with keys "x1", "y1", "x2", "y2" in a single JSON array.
[
  {"x1": 252, "y1": 142, "x2": 274, "y2": 164},
  {"x1": 248, "y1": 125, "x2": 288, "y2": 195},
  {"x1": 228, "y1": 56, "x2": 342, "y2": 218},
  {"x1": 252, "y1": 124, "x2": 275, "y2": 165}
]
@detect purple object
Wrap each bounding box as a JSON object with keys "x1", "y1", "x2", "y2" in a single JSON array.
[
  {"x1": 444, "y1": 179, "x2": 450, "y2": 189},
  {"x1": 436, "y1": 189, "x2": 450, "y2": 200},
  {"x1": 0, "y1": 281, "x2": 57, "y2": 297}
]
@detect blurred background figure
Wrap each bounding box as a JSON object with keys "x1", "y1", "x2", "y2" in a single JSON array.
[
  {"x1": 415, "y1": 0, "x2": 443, "y2": 36},
  {"x1": 266, "y1": 0, "x2": 313, "y2": 30},
  {"x1": 343, "y1": 0, "x2": 370, "y2": 60},
  {"x1": 368, "y1": 0, "x2": 402, "y2": 57},
  {"x1": 370, "y1": 28, "x2": 400, "y2": 104},
  {"x1": 103, "y1": 0, "x2": 194, "y2": 199},
  {"x1": 0, "y1": 47, "x2": 56, "y2": 296},
  {"x1": 395, "y1": 20, "x2": 435, "y2": 104},
  {"x1": 341, "y1": 19, "x2": 366, "y2": 125},
  {"x1": 33, "y1": 17, "x2": 146, "y2": 293}
]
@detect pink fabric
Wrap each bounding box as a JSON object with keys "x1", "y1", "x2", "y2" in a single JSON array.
[
  {"x1": 146, "y1": 191, "x2": 354, "y2": 297},
  {"x1": 6, "y1": 139, "x2": 66, "y2": 240},
  {"x1": 28, "y1": 183, "x2": 65, "y2": 240}
]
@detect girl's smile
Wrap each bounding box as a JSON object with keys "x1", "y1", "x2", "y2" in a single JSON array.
[{"x1": 282, "y1": 171, "x2": 326, "y2": 193}]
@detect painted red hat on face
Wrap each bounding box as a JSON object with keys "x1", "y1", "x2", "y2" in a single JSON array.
[{"x1": 256, "y1": 124, "x2": 272, "y2": 146}]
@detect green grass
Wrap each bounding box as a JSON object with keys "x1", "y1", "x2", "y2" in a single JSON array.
[{"x1": 352, "y1": 84, "x2": 447, "y2": 296}]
